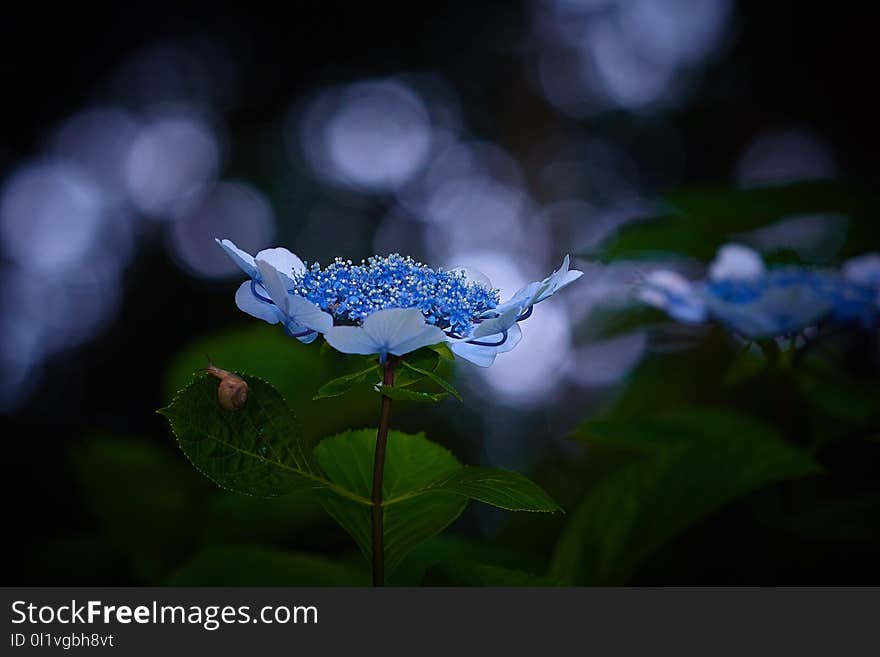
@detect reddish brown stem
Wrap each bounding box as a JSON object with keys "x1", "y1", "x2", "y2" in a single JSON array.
[{"x1": 371, "y1": 356, "x2": 397, "y2": 586}]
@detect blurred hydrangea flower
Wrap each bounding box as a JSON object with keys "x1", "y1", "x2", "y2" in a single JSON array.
[
  {"x1": 639, "y1": 244, "x2": 880, "y2": 339},
  {"x1": 218, "y1": 239, "x2": 582, "y2": 365},
  {"x1": 844, "y1": 253, "x2": 880, "y2": 308}
]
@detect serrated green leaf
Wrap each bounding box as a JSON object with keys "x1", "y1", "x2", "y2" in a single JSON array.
[
  {"x1": 313, "y1": 365, "x2": 380, "y2": 400},
  {"x1": 400, "y1": 359, "x2": 462, "y2": 401},
  {"x1": 163, "y1": 324, "x2": 379, "y2": 442},
  {"x1": 313, "y1": 429, "x2": 466, "y2": 574},
  {"x1": 392, "y1": 466, "x2": 561, "y2": 512},
  {"x1": 553, "y1": 408, "x2": 821, "y2": 585},
  {"x1": 159, "y1": 371, "x2": 366, "y2": 504},
  {"x1": 375, "y1": 384, "x2": 448, "y2": 403},
  {"x1": 313, "y1": 430, "x2": 561, "y2": 575}
]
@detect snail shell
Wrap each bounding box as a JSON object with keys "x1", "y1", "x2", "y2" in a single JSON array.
[{"x1": 206, "y1": 365, "x2": 248, "y2": 411}]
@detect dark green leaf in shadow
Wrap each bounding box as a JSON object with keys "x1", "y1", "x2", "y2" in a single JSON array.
[
  {"x1": 70, "y1": 434, "x2": 212, "y2": 581},
  {"x1": 723, "y1": 344, "x2": 766, "y2": 387},
  {"x1": 201, "y1": 490, "x2": 329, "y2": 545},
  {"x1": 166, "y1": 546, "x2": 368, "y2": 586},
  {"x1": 795, "y1": 357, "x2": 880, "y2": 428},
  {"x1": 423, "y1": 560, "x2": 561, "y2": 586},
  {"x1": 388, "y1": 535, "x2": 548, "y2": 586},
  {"x1": 584, "y1": 182, "x2": 877, "y2": 263},
  {"x1": 405, "y1": 467, "x2": 561, "y2": 512},
  {"x1": 553, "y1": 408, "x2": 821, "y2": 585}
]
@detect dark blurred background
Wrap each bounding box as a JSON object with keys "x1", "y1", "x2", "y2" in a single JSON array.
[{"x1": 2, "y1": 1, "x2": 878, "y2": 585}]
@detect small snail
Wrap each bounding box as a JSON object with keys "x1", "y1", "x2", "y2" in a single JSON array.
[{"x1": 205, "y1": 364, "x2": 248, "y2": 411}]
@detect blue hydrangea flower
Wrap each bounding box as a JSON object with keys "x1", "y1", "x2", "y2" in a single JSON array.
[
  {"x1": 844, "y1": 253, "x2": 880, "y2": 309},
  {"x1": 639, "y1": 244, "x2": 880, "y2": 339},
  {"x1": 217, "y1": 239, "x2": 583, "y2": 364},
  {"x1": 217, "y1": 239, "x2": 331, "y2": 343},
  {"x1": 638, "y1": 270, "x2": 707, "y2": 323}
]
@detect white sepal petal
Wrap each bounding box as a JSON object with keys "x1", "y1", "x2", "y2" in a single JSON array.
[
  {"x1": 288, "y1": 295, "x2": 333, "y2": 334},
  {"x1": 255, "y1": 247, "x2": 306, "y2": 278},
  {"x1": 234, "y1": 281, "x2": 280, "y2": 325},
  {"x1": 708, "y1": 244, "x2": 765, "y2": 281},
  {"x1": 216, "y1": 238, "x2": 258, "y2": 279}
]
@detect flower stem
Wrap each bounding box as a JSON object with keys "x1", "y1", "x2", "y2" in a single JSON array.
[{"x1": 371, "y1": 356, "x2": 397, "y2": 586}]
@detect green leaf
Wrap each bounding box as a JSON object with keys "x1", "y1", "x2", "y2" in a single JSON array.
[
  {"x1": 314, "y1": 430, "x2": 466, "y2": 574},
  {"x1": 552, "y1": 408, "x2": 821, "y2": 585},
  {"x1": 723, "y1": 344, "x2": 766, "y2": 387},
  {"x1": 400, "y1": 359, "x2": 462, "y2": 401},
  {"x1": 393, "y1": 347, "x2": 440, "y2": 388},
  {"x1": 375, "y1": 384, "x2": 448, "y2": 403},
  {"x1": 584, "y1": 181, "x2": 877, "y2": 263},
  {"x1": 201, "y1": 490, "x2": 328, "y2": 545},
  {"x1": 795, "y1": 358, "x2": 880, "y2": 428},
  {"x1": 313, "y1": 364, "x2": 380, "y2": 400},
  {"x1": 163, "y1": 325, "x2": 379, "y2": 443},
  {"x1": 423, "y1": 560, "x2": 561, "y2": 586},
  {"x1": 159, "y1": 371, "x2": 364, "y2": 502},
  {"x1": 70, "y1": 434, "x2": 212, "y2": 581},
  {"x1": 388, "y1": 534, "x2": 548, "y2": 586},
  {"x1": 581, "y1": 304, "x2": 672, "y2": 341},
  {"x1": 428, "y1": 342, "x2": 456, "y2": 361},
  {"x1": 401, "y1": 466, "x2": 561, "y2": 512},
  {"x1": 313, "y1": 430, "x2": 561, "y2": 575},
  {"x1": 166, "y1": 546, "x2": 369, "y2": 586}
]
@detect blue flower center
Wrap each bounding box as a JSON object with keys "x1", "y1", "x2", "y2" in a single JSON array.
[{"x1": 292, "y1": 254, "x2": 500, "y2": 335}]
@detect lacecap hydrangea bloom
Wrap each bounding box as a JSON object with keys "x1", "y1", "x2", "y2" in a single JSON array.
[
  {"x1": 639, "y1": 244, "x2": 880, "y2": 339},
  {"x1": 217, "y1": 239, "x2": 583, "y2": 366}
]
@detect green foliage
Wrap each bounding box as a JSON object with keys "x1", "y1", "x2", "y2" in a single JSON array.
[
  {"x1": 795, "y1": 356, "x2": 880, "y2": 429},
  {"x1": 163, "y1": 325, "x2": 379, "y2": 442},
  {"x1": 552, "y1": 408, "x2": 820, "y2": 585},
  {"x1": 159, "y1": 371, "x2": 329, "y2": 498},
  {"x1": 159, "y1": 369, "x2": 559, "y2": 579},
  {"x1": 409, "y1": 467, "x2": 561, "y2": 512},
  {"x1": 64, "y1": 434, "x2": 330, "y2": 584},
  {"x1": 313, "y1": 429, "x2": 560, "y2": 575},
  {"x1": 313, "y1": 364, "x2": 381, "y2": 400},
  {"x1": 398, "y1": 358, "x2": 462, "y2": 400},
  {"x1": 723, "y1": 344, "x2": 767, "y2": 387},
  {"x1": 314, "y1": 429, "x2": 465, "y2": 574},
  {"x1": 374, "y1": 385, "x2": 448, "y2": 402},
  {"x1": 428, "y1": 342, "x2": 456, "y2": 360},
  {"x1": 309, "y1": 347, "x2": 461, "y2": 403},
  {"x1": 69, "y1": 434, "x2": 212, "y2": 581},
  {"x1": 166, "y1": 546, "x2": 369, "y2": 586},
  {"x1": 423, "y1": 560, "x2": 560, "y2": 586},
  {"x1": 388, "y1": 534, "x2": 549, "y2": 585},
  {"x1": 583, "y1": 181, "x2": 878, "y2": 264}
]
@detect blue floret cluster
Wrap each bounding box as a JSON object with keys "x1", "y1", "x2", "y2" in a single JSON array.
[
  {"x1": 292, "y1": 254, "x2": 500, "y2": 335},
  {"x1": 640, "y1": 244, "x2": 880, "y2": 340}
]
